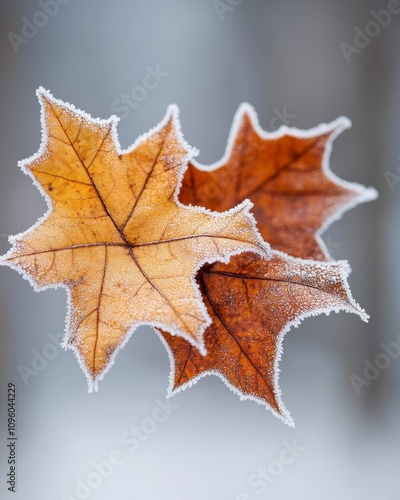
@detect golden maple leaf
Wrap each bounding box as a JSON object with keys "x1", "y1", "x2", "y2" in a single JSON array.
[{"x1": 0, "y1": 89, "x2": 269, "y2": 390}]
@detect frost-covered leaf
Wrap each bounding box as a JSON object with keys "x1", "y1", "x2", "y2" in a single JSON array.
[
  {"x1": 180, "y1": 103, "x2": 377, "y2": 260},
  {"x1": 159, "y1": 105, "x2": 376, "y2": 424},
  {"x1": 0, "y1": 89, "x2": 268, "y2": 390},
  {"x1": 160, "y1": 251, "x2": 367, "y2": 425}
]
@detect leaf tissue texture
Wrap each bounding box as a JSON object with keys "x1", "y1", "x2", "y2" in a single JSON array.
[
  {"x1": 159, "y1": 104, "x2": 376, "y2": 425},
  {"x1": 0, "y1": 89, "x2": 269, "y2": 390},
  {"x1": 160, "y1": 251, "x2": 367, "y2": 426},
  {"x1": 180, "y1": 103, "x2": 377, "y2": 260}
]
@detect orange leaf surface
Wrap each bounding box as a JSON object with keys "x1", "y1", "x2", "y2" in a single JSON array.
[
  {"x1": 159, "y1": 105, "x2": 376, "y2": 424},
  {"x1": 180, "y1": 104, "x2": 377, "y2": 260},
  {"x1": 0, "y1": 90, "x2": 269, "y2": 390},
  {"x1": 160, "y1": 251, "x2": 367, "y2": 425}
]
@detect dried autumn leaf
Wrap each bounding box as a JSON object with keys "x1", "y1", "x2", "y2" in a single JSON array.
[
  {"x1": 180, "y1": 103, "x2": 377, "y2": 260},
  {"x1": 159, "y1": 105, "x2": 376, "y2": 424},
  {"x1": 160, "y1": 252, "x2": 367, "y2": 425},
  {"x1": 0, "y1": 89, "x2": 269, "y2": 390}
]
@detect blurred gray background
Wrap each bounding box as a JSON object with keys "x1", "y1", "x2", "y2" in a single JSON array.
[{"x1": 0, "y1": 1, "x2": 399, "y2": 499}]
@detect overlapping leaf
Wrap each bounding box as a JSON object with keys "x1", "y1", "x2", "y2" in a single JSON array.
[
  {"x1": 160, "y1": 105, "x2": 376, "y2": 424},
  {"x1": 0, "y1": 90, "x2": 269, "y2": 390},
  {"x1": 180, "y1": 104, "x2": 377, "y2": 260},
  {"x1": 160, "y1": 251, "x2": 367, "y2": 425}
]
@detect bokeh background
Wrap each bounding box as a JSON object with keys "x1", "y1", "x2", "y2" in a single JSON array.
[{"x1": 1, "y1": 1, "x2": 399, "y2": 499}]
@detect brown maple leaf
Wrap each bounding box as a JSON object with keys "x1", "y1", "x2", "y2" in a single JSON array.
[
  {"x1": 159, "y1": 105, "x2": 376, "y2": 424},
  {"x1": 180, "y1": 103, "x2": 377, "y2": 260},
  {"x1": 0, "y1": 90, "x2": 269, "y2": 390},
  {"x1": 160, "y1": 252, "x2": 367, "y2": 425}
]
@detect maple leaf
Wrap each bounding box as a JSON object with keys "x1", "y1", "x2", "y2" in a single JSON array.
[
  {"x1": 0, "y1": 89, "x2": 269, "y2": 390},
  {"x1": 160, "y1": 252, "x2": 368, "y2": 425},
  {"x1": 159, "y1": 105, "x2": 376, "y2": 424},
  {"x1": 180, "y1": 103, "x2": 377, "y2": 260}
]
